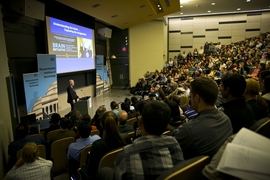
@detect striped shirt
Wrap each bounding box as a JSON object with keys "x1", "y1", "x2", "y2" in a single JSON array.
[
  {"x1": 184, "y1": 107, "x2": 198, "y2": 120},
  {"x1": 114, "y1": 135, "x2": 184, "y2": 180}
]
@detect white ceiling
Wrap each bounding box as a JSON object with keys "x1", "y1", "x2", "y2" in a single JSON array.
[{"x1": 56, "y1": 0, "x2": 270, "y2": 29}]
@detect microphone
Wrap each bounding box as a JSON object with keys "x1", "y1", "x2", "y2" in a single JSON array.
[{"x1": 81, "y1": 89, "x2": 86, "y2": 97}]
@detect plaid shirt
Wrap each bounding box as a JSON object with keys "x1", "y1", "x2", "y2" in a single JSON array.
[
  {"x1": 4, "y1": 157, "x2": 52, "y2": 180},
  {"x1": 114, "y1": 135, "x2": 184, "y2": 180}
]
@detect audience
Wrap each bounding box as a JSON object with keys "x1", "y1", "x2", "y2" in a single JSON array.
[
  {"x1": 98, "y1": 101, "x2": 184, "y2": 180},
  {"x1": 92, "y1": 105, "x2": 106, "y2": 137},
  {"x1": 117, "y1": 110, "x2": 134, "y2": 133},
  {"x1": 175, "y1": 77, "x2": 232, "y2": 159},
  {"x1": 8, "y1": 122, "x2": 47, "y2": 167},
  {"x1": 84, "y1": 111, "x2": 131, "y2": 179},
  {"x1": 220, "y1": 73, "x2": 256, "y2": 133},
  {"x1": 50, "y1": 117, "x2": 76, "y2": 143},
  {"x1": 5, "y1": 142, "x2": 52, "y2": 180},
  {"x1": 110, "y1": 101, "x2": 119, "y2": 115},
  {"x1": 67, "y1": 121, "x2": 100, "y2": 162},
  {"x1": 44, "y1": 113, "x2": 61, "y2": 140},
  {"x1": 82, "y1": 114, "x2": 97, "y2": 130},
  {"x1": 262, "y1": 76, "x2": 270, "y2": 107}
]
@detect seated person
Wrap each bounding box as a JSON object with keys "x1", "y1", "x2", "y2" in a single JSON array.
[
  {"x1": 44, "y1": 113, "x2": 61, "y2": 140},
  {"x1": 175, "y1": 77, "x2": 232, "y2": 160},
  {"x1": 111, "y1": 101, "x2": 119, "y2": 115},
  {"x1": 120, "y1": 102, "x2": 134, "y2": 119},
  {"x1": 5, "y1": 142, "x2": 52, "y2": 180},
  {"x1": 117, "y1": 110, "x2": 134, "y2": 133},
  {"x1": 67, "y1": 121, "x2": 101, "y2": 162},
  {"x1": 82, "y1": 114, "x2": 97, "y2": 130},
  {"x1": 92, "y1": 105, "x2": 106, "y2": 137},
  {"x1": 84, "y1": 111, "x2": 131, "y2": 179},
  {"x1": 98, "y1": 101, "x2": 184, "y2": 180},
  {"x1": 8, "y1": 122, "x2": 47, "y2": 168},
  {"x1": 50, "y1": 117, "x2": 76, "y2": 143}
]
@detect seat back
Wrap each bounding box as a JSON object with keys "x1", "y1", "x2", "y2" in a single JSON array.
[
  {"x1": 17, "y1": 144, "x2": 47, "y2": 161},
  {"x1": 126, "y1": 117, "x2": 136, "y2": 126},
  {"x1": 51, "y1": 137, "x2": 75, "y2": 174},
  {"x1": 156, "y1": 156, "x2": 210, "y2": 180},
  {"x1": 47, "y1": 129, "x2": 61, "y2": 142},
  {"x1": 29, "y1": 133, "x2": 44, "y2": 139},
  {"x1": 255, "y1": 119, "x2": 270, "y2": 138},
  {"x1": 128, "y1": 131, "x2": 134, "y2": 138},
  {"x1": 79, "y1": 145, "x2": 92, "y2": 167},
  {"x1": 90, "y1": 129, "x2": 100, "y2": 136},
  {"x1": 98, "y1": 148, "x2": 123, "y2": 171}
]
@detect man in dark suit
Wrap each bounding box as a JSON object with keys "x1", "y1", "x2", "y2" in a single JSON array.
[{"x1": 67, "y1": 79, "x2": 79, "y2": 111}]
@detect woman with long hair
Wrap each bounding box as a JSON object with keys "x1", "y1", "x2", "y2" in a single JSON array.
[
  {"x1": 244, "y1": 79, "x2": 268, "y2": 120},
  {"x1": 85, "y1": 111, "x2": 130, "y2": 178}
]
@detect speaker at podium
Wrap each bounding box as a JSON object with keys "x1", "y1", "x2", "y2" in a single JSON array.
[{"x1": 74, "y1": 96, "x2": 93, "y2": 117}]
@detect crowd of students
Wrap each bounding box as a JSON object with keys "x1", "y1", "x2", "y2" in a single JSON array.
[{"x1": 5, "y1": 32, "x2": 270, "y2": 180}]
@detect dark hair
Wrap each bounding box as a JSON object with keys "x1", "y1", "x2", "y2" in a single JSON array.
[
  {"x1": 60, "y1": 117, "x2": 70, "y2": 129},
  {"x1": 264, "y1": 76, "x2": 270, "y2": 92},
  {"x1": 131, "y1": 97, "x2": 138, "y2": 105},
  {"x1": 260, "y1": 70, "x2": 270, "y2": 81},
  {"x1": 121, "y1": 102, "x2": 130, "y2": 113},
  {"x1": 190, "y1": 77, "x2": 218, "y2": 105},
  {"x1": 165, "y1": 100, "x2": 181, "y2": 122},
  {"x1": 101, "y1": 112, "x2": 124, "y2": 144},
  {"x1": 16, "y1": 122, "x2": 30, "y2": 138},
  {"x1": 221, "y1": 73, "x2": 246, "y2": 98},
  {"x1": 78, "y1": 121, "x2": 91, "y2": 138},
  {"x1": 82, "y1": 114, "x2": 91, "y2": 122},
  {"x1": 110, "y1": 101, "x2": 118, "y2": 110},
  {"x1": 142, "y1": 101, "x2": 171, "y2": 135},
  {"x1": 70, "y1": 109, "x2": 82, "y2": 125},
  {"x1": 134, "y1": 101, "x2": 147, "y2": 115},
  {"x1": 51, "y1": 113, "x2": 61, "y2": 124},
  {"x1": 124, "y1": 98, "x2": 131, "y2": 106}
]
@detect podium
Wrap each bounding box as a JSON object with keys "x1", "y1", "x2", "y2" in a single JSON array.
[{"x1": 74, "y1": 96, "x2": 93, "y2": 116}]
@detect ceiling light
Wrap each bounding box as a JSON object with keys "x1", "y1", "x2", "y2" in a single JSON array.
[
  {"x1": 211, "y1": 3, "x2": 215, "y2": 5},
  {"x1": 180, "y1": 12, "x2": 183, "y2": 14},
  {"x1": 159, "y1": 7, "x2": 162, "y2": 10},
  {"x1": 237, "y1": 8, "x2": 241, "y2": 10},
  {"x1": 246, "y1": 0, "x2": 251, "y2": 2},
  {"x1": 180, "y1": 5, "x2": 183, "y2": 8},
  {"x1": 208, "y1": 10, "x2": 211, "y2": 13},
  {"x1": 158, "y1": 4, "x2": 160, "y2": 7}
]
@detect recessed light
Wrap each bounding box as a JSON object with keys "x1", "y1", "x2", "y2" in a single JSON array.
[
  {"x1": 211, "y1": 3, "x2": 215, "y2": 5},
  {"x1": 237, "y1": 8, "x2": 241, "y2": 10},
  {"x1": 246, "y1": 0, "x2": 251, "y2": 2},
  {"x1": 180, "y1": 12, "x2": 183, "y2": 14},
  {"x1": 180, "y1": 5, "x2": 183, "y2": 8},
  {"x1": 208, "y1": 10, "x2": 211, "y2": 13}
]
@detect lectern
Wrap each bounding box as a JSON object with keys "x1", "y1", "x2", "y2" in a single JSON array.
[{"x1": 74, "y1": 96, "x2": 92, "y2": 116}]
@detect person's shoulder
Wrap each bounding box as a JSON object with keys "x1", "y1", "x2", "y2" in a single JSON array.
[{"x1": 91, "y1": 135, "x2": 101, "y2": 140}]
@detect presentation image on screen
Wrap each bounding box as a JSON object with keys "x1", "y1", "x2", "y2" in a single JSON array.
[{"x1": 46, "y1": 16, "x2": 95, "y2": 74}]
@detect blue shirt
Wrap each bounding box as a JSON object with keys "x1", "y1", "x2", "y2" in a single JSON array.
[{"x1": 67, "y1": 135, "x2": 101, "y2": 161}]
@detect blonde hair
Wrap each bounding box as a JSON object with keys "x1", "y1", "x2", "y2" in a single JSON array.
[
  {"x1": 22, "y1": 142, "x2": 39, "y2": 162},
  {"x1": 179, "y1": 95, "x2": 189, "y2": 107}
]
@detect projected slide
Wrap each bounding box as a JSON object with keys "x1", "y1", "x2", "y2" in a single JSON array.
[{"x1": 46, "y1": 16, "x2": 95, "y2": 74}]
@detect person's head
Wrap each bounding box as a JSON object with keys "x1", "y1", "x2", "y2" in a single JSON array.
[
  {"x1": 124, "y1": 98, "x2": 131, "y2": 106},
  {"x1": 69, "y1": 79, "x2": 74, "y2": 86},
  {"x1": 131, "y1": 97, "x2": 138, "y2": 105},
  {"x1": 96, "y1": 105, "x2": 106, "y2": 117},
  {"x1": 78, "y1": 121, "x2": 91, "y2": 138},
  {"x1": 134, "y1": 101, "x2": 147, "y2": 116},
  {"x1": 140, "y1": 101, "x2": 171, "y2": 136},
  {"x1": 245, "y1": 79, "x2": 260, "y2": 96},
  {"x1": 190, "y1": 77, "x2": 218, "y2": 112},
  {"x1": 101, "y1": 111, "x2": 124, "y2": 144},
  {"x1": 70, "y1": 109, "x2": 82, "y2": 125},
  {"x1": 179, "y1": 95, "x2": 189, "y2": 107},
  {"x1": 117, "y1": 110, "x2": 129, "y2": 125},
  {"x1": 165, "y1": 100, "x2": 180, "y2": 122},
  {"x1": 16, "y1": 122, "x2": 30, "y2": 137},
  {"x1": 22, "y1": 142, "x2": 39, "y2": 163},
  {"x1": 110, "y1": 101, "x2": 119, "y2": 110},
  {"x1": 82, "y1": 114, "x2": 91, "y2": 123},
  {"x1": 121, "y1": 102, "x2": 130, "y2": 113},
  {"x1": 60, "y1": 117, "x2": 71, "y2": 130},
  {"x1": 220, "y1": 73, "x2": 246, "y2": 99},
  {"x1": 50, "y1": 113, "x2": 61, "y2": 125},
  {"x1": 184, "y1": 83, "x2": 190, "y2": 90}
]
